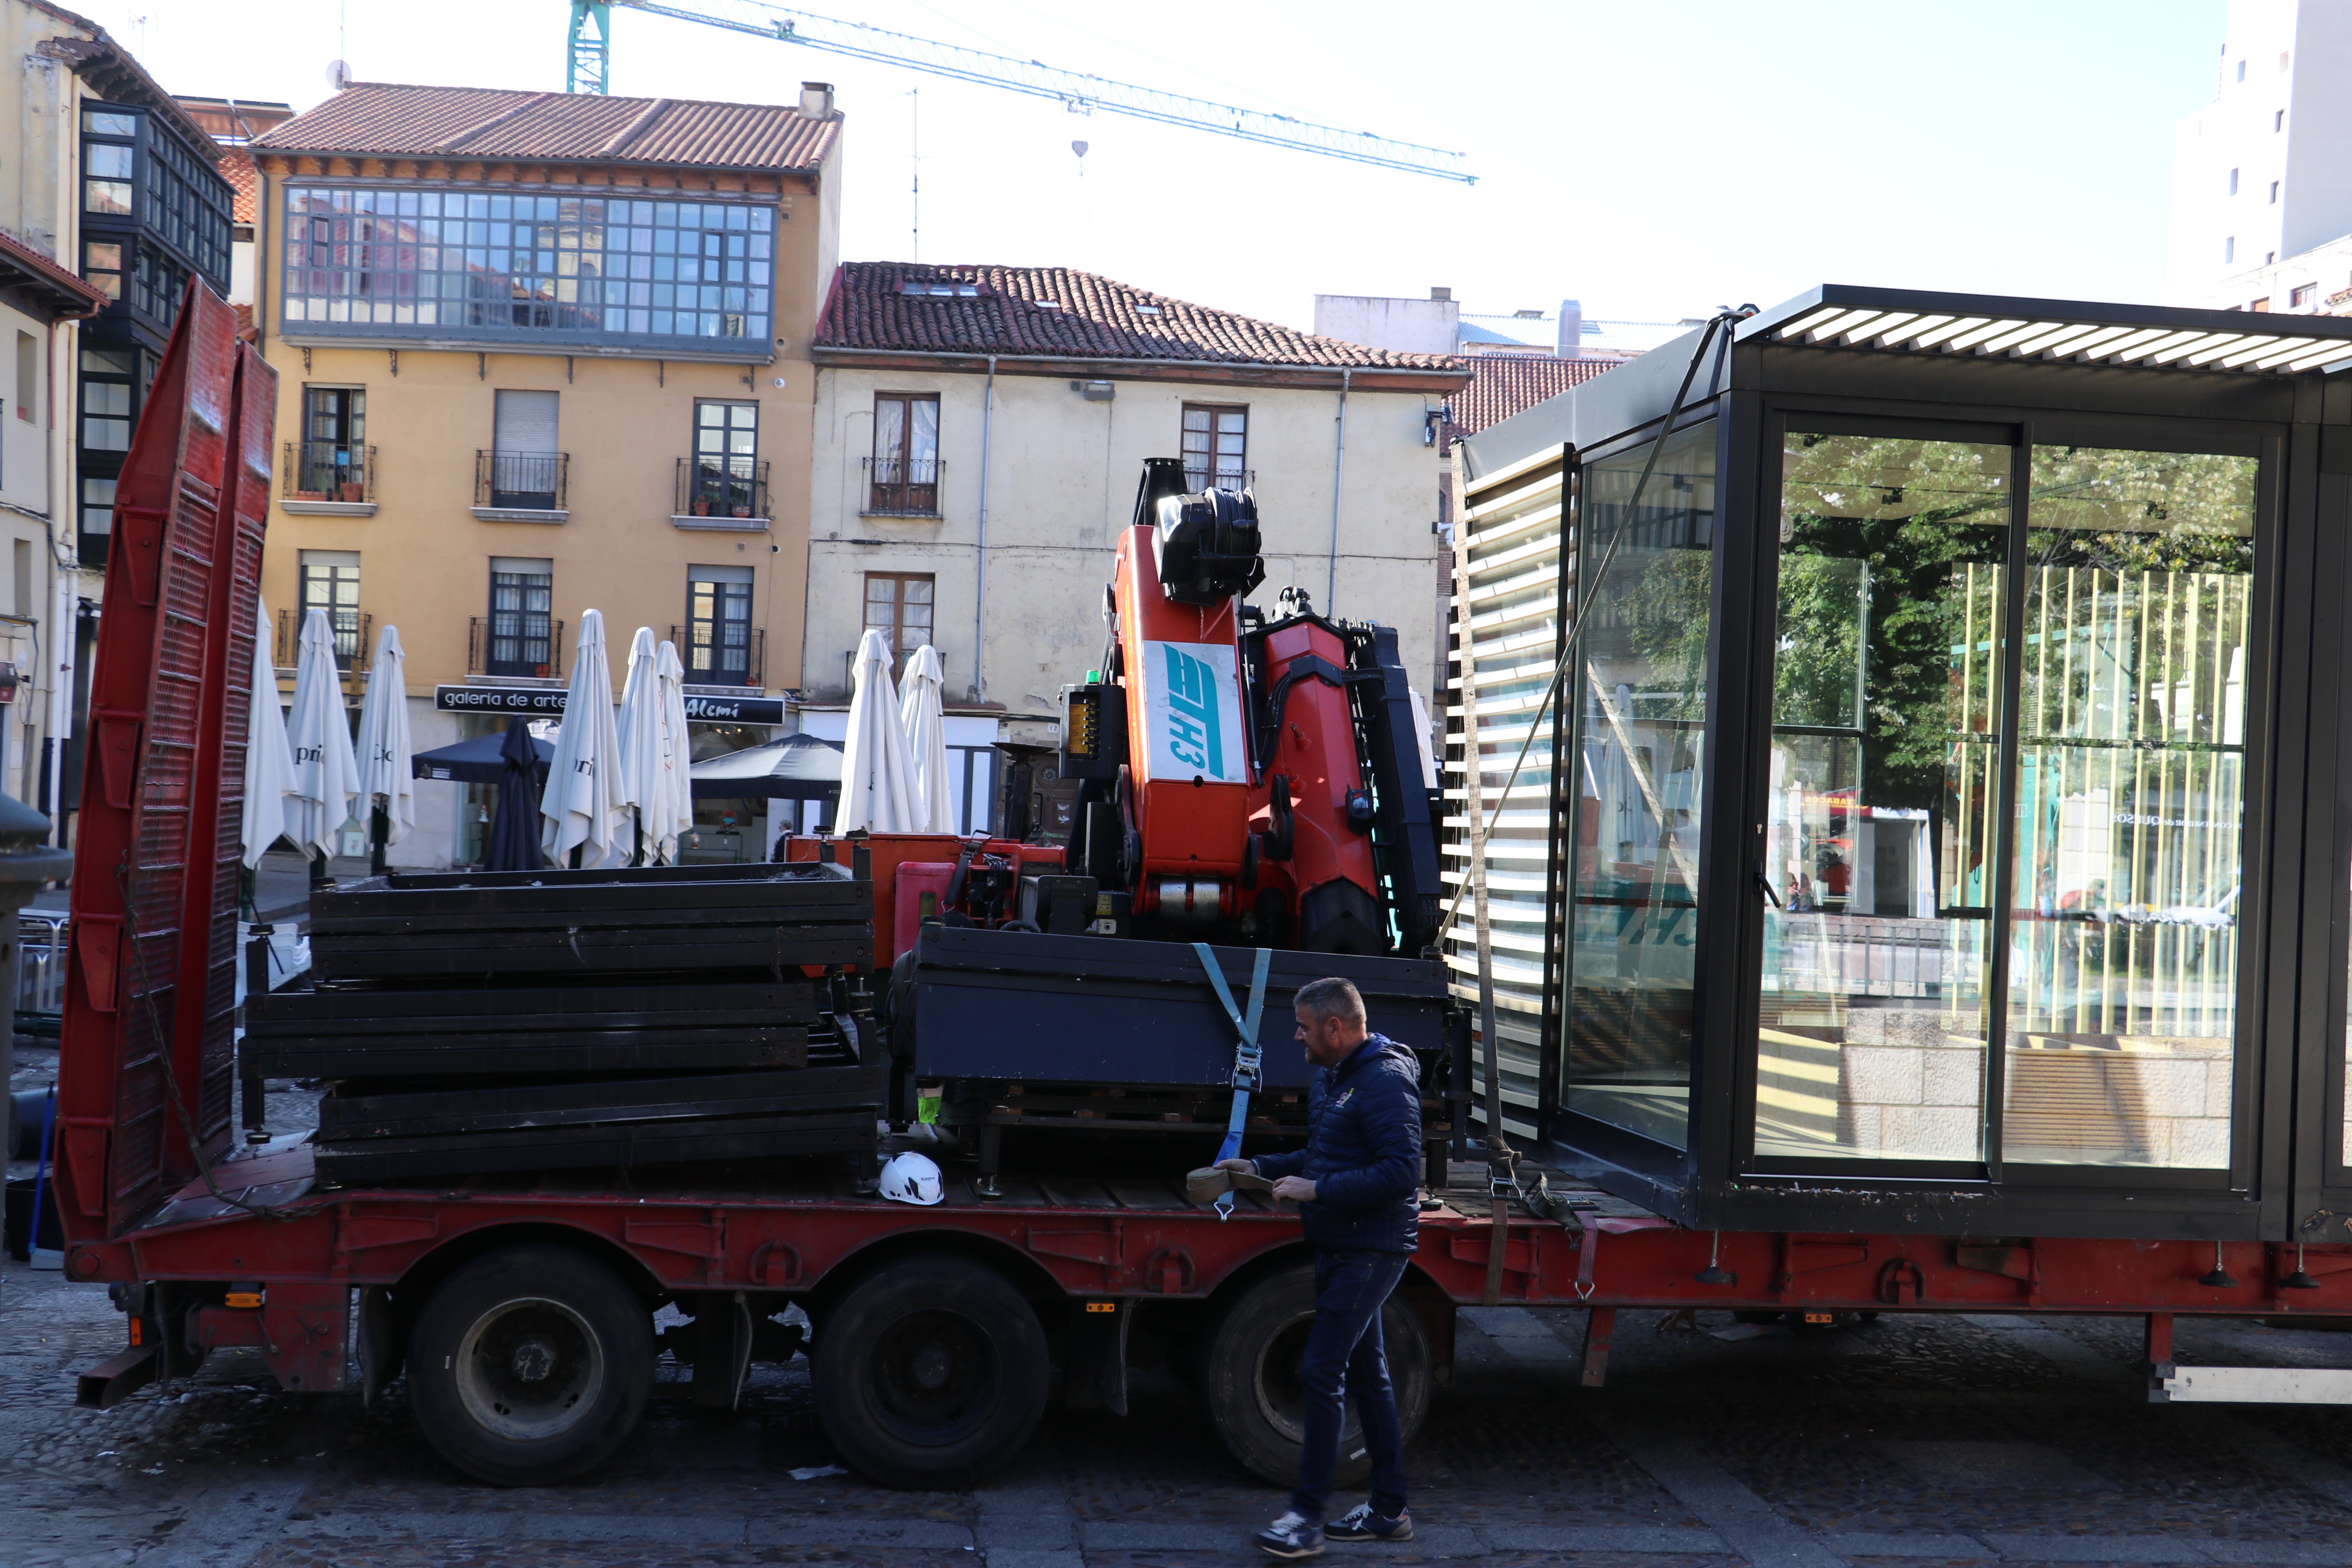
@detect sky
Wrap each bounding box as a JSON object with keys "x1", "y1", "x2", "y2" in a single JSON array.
[{"x1": 116, "y1": 0, "x2": 2230, "y2": 337}]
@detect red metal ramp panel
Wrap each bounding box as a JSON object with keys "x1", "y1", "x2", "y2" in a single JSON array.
[{"x1": 53, "y1": 282, "x2": 254, "y2": 1242}]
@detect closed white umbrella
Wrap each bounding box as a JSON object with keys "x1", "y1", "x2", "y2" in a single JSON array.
[
  {"x1": 241, "y1": 597, "x2": 297, "y2": 869},
  {"x1": 356, "y1": 622, "x2": 415, "y2": 856},
  {"x1": 837, "y1": 628, "x2": 919, "y2": 834},
  {"x1": 654, "y1": 639, "x2": 694, "y2": 861},
  {"x1": 898, "y1": 643, "x2": 953, "y2": 833},
  {"x1": 541, "y1": 609, "x2": 632, "y2": 868},
  {"x1": 285, "y1": 606, "x2": 361, "y2": 862},
  {"x1": 616, "y1": 627, "x2": 664, "y2": 864}
]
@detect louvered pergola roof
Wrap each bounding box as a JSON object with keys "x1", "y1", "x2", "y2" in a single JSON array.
[{"x1": 1739, "y1": 284, "x2": 2352, "y2": 376}]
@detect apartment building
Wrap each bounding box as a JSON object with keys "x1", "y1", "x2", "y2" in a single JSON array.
[
  {"x1": 0, "y1": 2, "x2": 225, "y2": 836},
  {"x1": 246, "y1": 79, "x2": 843, "y2": 867},
  {"x1": 804, "y1": 262, "x2": 1466, "y2": 835}
]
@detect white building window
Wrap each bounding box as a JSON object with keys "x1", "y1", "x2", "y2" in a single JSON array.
[
  {"x1": 2226, "y1": 237, "x2": 2236, "y2": 264},
  {"x1": 2229, "y1": 168, "x2": 2239, "y2": 195},
  {"x1": 1181, "y1": 404, "x2": 1249, "y2": 491}
]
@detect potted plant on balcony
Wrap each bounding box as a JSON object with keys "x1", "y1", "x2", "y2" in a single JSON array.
[
  {"x1": 338, "y1": 480, "x2": 365, "y2": 503},
  {"x1": 292, "y1": 489, "x2": 327, "y2": 502},
  {"x1": 731, "y1": 502, "x2": 750, "y2": 518},
  {"x1": 691, "y1": 497, "x2": 711, "y2": 516}
]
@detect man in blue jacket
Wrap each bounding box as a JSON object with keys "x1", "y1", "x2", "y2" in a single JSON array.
[{"x1": 1221, "y1": 976, "x2": 1421, "y2": 1558}]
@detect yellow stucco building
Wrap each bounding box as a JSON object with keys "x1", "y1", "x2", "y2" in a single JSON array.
[{"x1": 245, "y1": 79, "x2": 842, "y2": 866}]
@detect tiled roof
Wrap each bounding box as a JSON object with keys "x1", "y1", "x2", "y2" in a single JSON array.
[
  {"x1": 0, "y1": 227, "x2": 107, "y2": 319},
  {"x1": 254, "y1": 83, "x2": 840, "y2": 172},
  {"x1": 219, "y1": 147, "x2": 257, "y2": 225},
  {"x1": 1446, "y1": 354, "x2": 1619, "y2": 438},
  {"x1": 816, "y1": 263, "x2": 1466, "y2": 375}
]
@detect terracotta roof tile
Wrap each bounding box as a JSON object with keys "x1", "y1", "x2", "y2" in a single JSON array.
[
  {"x1": 219, "y1": 146, "x2": 257, "y2": 225},
  {"x1": 816, "y1": 263, "x2": 1466, "y2": 374},
  {"x1": 254, "y1": 82, "x2": 840, "y2": 172},
  {"x1": 1446, "y1": 354, "x2": 1620, "y2": 438},
  {"x1": 0, "y1": 227, "x2": 107, "y2": 319}
]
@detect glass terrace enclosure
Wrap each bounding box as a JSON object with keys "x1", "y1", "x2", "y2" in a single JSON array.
[{"x1": 1446, "y1": 287, "x2": 2352, "y2": 1240}]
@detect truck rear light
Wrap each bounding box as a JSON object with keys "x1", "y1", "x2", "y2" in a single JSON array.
[
  {"x1": 126, "y1": 1316, "x2": 142, "y2": 1346},
  {"x1": 225, "y1": 1283, "x2": 263, "y2": 1309}
]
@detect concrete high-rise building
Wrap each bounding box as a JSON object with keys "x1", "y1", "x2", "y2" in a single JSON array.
[{"x1": 2167, "y1": 0, "x2": 2352, "y2": 310}]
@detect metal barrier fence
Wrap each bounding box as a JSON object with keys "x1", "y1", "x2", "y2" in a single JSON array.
[{"x1": 16, "y1": 911, "x2": 67, "y2": 1034}]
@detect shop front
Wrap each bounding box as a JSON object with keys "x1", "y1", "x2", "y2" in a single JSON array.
[{"x1": 427, "y1": 683, "x2": 784, "y2": 868}]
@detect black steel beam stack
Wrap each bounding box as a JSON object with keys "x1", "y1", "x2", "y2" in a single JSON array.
[{"x1": 247, "y1": 862, "x2": 882, "y2": 1184}]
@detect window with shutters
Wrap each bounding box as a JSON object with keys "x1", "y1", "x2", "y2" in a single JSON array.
[{"x1": 483, "y1": 389, "x2": 564, "y2": 510}]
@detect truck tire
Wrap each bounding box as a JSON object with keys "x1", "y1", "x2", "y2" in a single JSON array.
[
  {"x1": 408, "y1": 1245, "x2": 652, "y2": 1486},
  {"x1": 813, "y1": 1255, "x2": 1048, "y2": 1487},
  {"x1": 1197, "y1": 1260, "x2": 1432, "y2": 1488}
]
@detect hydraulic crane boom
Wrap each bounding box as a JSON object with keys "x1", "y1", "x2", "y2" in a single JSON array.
[{"x1": 565, "y1": 0, "x2": 1474, "y2": 183}]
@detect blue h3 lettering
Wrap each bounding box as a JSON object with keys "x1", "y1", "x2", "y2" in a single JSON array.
[{"x1": 1163, "y1": 646, "x2": 1224, "y2": 778}]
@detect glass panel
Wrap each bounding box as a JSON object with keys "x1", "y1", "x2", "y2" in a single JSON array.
[
  {"x1": 2006, "y1": 446, "x2": 2256, "y2": 1169},
  {"x1": 1754, "y1": 433, "x2": 2011, "y2": 1162},
  {"x1": 83, "y1": 109, "x2": 138, "y2": 137},
  {"x1": 1564, "y1": 419, "x2": 1716, "y2": 1147}
]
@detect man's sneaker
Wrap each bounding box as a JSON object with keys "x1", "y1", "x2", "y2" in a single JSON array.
[
  {"x1": 1327, "y1": 1504, "x2": 1413, "y2": 1543},
  {"x1": 1253, "y1": 1510, "x2": 1326, "y2": 1559}
]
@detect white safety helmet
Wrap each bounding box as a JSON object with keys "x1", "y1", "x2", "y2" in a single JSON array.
[{"x1": 879, "y1": 1151, "x2": 945, "y2": 1206}]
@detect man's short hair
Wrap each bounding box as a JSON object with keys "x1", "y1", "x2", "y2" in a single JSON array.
[{"x1": 1294, "y1": 976, "x2": 1366, "y2": 1028}]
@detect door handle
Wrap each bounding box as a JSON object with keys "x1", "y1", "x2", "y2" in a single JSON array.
[{"x1": 1754, "y1": 869, "x2": 1782, "y2": 909}]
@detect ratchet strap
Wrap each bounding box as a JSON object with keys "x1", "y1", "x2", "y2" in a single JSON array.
[{"x1": 1196, "y1": 942, "x2": 1272, "y2": 1221}]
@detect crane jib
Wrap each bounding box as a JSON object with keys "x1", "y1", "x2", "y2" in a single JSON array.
[{"x1": 590, "y1": 0, "x2": 1475, "y2": 183}]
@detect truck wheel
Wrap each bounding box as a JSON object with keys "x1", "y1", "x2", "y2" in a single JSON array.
[
  {"x1": 408, "y1": 1245, "x2": 652, "y2": 1486},
  {"x1": 813, "y1": 1255, "x2": 1048, "y2": 1487},
  {"x1": 1197, "y1": 1260, "x2": 1432, "y2": 1488}
]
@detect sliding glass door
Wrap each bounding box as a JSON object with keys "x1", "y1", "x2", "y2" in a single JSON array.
[{"x1": 1751, "y1": 421, "x2": 2259, "y2": 1175}]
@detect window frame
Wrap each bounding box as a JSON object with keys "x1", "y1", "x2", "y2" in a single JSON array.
[
  {"x1": 298, "y1": 549, "x2": 363, "y2": 669},
  {"x1": 1714, "y1": 403, "x2": 2281, "y2": 1196},
  {"x1": 277, "y1": 186, "x2": 777, "y2": 353},
  {"x1": 685, "y1": 564, "x2": 757, "y2": 688},
  {"x1": 1181, "y1": 402, "x2": 1250, "y2": 492},
  {"x1": 869, "y1": 393, "x2": 940, "y2": 515},
  {"x1": 692, "y1": 399, "x2": 761, "y2": 517},
  {"x1": 862, "y1": 570, "x2": 936, "y2": 680},
  {"x1": 486, "y1": 558, "x2": 556, "y2": 679}
]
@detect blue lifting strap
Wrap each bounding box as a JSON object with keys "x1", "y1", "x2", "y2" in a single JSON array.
[{"x1": 1196, "y1": 943, "x2": 1272, "y2": 1221}]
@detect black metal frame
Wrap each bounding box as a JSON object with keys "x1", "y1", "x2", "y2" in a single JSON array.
[{"x1": 1499, "y1": 297, "x2": 2352, "y2": 1242}]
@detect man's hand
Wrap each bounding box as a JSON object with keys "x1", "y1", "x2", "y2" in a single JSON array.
[
  {"x1": 1215, "y1": 1158, "x2": 1256, "y2": 1175},
  {"x1": 1271, "y1": 1175, "x2": 1317, "y2": 1204}
]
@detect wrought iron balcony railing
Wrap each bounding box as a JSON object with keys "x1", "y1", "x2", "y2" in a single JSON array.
[
  {"x1": 276, "y1": 607, "x2": 371, "y2": 672},
  {"x1": 670, "y1": 622, "x2": 765, "y2": 688},
  {"x1": 675, "y1": 456, "x2": 770, "y2": 520},
  {"x1": 468, "y1": 615, "x2": 565, "y2": 680},
  {"x1": 282, "y1": 439, "x2": 375, "y2": 503},
  {"x1": 474, "y1": 450, "x2": 569, "y2": 512},
  {"x1": 863, "y1": 454, "x2": 942, "y2": 516}
]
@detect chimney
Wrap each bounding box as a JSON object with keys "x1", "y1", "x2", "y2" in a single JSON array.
[
  {"x1": 1557, "y1": 299, "x2": 1583, "y2": 357},
  {"x1": 1430, "y1": 286, "x2": 1452, "y2": 302},
  {"x1": 799, "y1": 82, "x2": 836, "y2": 118}
]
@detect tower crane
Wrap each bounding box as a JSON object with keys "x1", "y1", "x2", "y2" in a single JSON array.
[{"x1": 564, "y1": 0, "x2": 1474, "y2": 183}]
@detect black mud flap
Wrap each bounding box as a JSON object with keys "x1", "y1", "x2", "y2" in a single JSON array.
[
  {"x1": 691, "y1": 1291, "x2": 755, "y2": 1410},
  {"x1": 1063, "y1": 1300, "x2": 1132, "y2": 1416},
  {"x1": 359, "y1": 1285, "x2": 404, "y2": 1408}
]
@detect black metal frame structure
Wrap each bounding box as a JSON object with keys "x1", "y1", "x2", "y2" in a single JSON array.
[{"x1": 1450, "y1": 285, "x2": 2352, "y2": 1243}]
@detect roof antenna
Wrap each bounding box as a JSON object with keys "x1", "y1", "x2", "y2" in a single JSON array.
[{"x1": 907, "y1": 88, "x2": 919, "y2": 264}]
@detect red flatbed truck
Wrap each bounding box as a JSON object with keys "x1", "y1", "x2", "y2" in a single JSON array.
[{"x1": 51, "y1": 283, "x2": 2352, "y2": 1491}]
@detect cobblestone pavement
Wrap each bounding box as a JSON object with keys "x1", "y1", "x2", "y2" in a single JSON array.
[{"x1": 18, "y1": 1239, "x2": 2352, "y2": 1568}]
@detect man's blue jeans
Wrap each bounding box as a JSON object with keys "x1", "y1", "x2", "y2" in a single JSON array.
[{"x1": 1291, "y1": 1248, "x2": 1411, "y2": 1523}]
